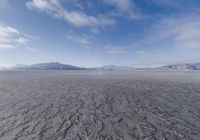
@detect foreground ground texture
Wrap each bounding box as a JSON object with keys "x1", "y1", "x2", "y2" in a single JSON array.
[{"x1": 0, "y1": 71, "x2": 200, "y2": 140}]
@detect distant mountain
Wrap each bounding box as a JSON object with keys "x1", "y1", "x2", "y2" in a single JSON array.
[
  {"x1": 2, "y1": 62, "x2": 200, "y2": 71},
  {"x1": 94, "y1": 65, "x2": 136, "y2": 70},
  {"x1": 11, "y1": 62, "x2": 86, "y2": 70},
  {"x1": 155, "y1": 63, "x2": 200, "y2": 70}
]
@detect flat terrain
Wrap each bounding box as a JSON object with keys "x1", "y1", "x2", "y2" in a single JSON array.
[{"x1": 0, "y1": 71, "x2": 200, "y2": 140}]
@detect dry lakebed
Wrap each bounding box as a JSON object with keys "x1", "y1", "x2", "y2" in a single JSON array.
[{"x1": 0, "y1": 71, "x2": 200, "y2": 140}]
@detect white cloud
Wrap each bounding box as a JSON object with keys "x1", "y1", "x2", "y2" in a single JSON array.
[
  {"x1": 126, "y1": 14, "x2": 200, "y2": 67},
  {"x1": 0, "y1": 24, "x2": 37, "y2": 52},
  {"x1": 0, "y1": 44, "x2": 15, "y2": 49},
  {"x1": 0, "y1": 0, "x2": 8, "y2": 7},
  {"x1": 27, "y1": 0, "x2": 52, "y2": 10},
  {"x1": 65, "y1": 34, "x2": 90, "y2": 45},
  {"x1": 104, "y1": 0, "x2": 132, "y2": 11},
  {"x1": 0, "y1": 25, "x2": 20, "y2": 49},
  {"x1": 144, "y1": 14, "x2": 200, "y2": 49},
  {"x1": 63, "y1": 11, "x2": 114, "y2": 27},
  {"x1": 149, "y1": 0, "x2": 182, "y2": 7},
  {"x1": 91, "y1": 28, "x2": 100, "y2": 34},
  {"x1": 104, "y1": 46, "x2": 125, "y2": 54},
  {"x1": 0, "y1": 25, "x2": 19, "y2": 37},
  {"x1": 26, "y1": 0, "x2": 115, "y2": 27},
  {"x1": 134, "y1": 50, "x2": 146, "y2": 56},
  {"x1": 103, "y1": 0, "x2": 140, "y2": 19},
  {"x1": 25, "y1": 46, "x2": 38, "y2": 52},
  {"x1": 16, "y1": 37, "x2": 30, "y2": 44}
]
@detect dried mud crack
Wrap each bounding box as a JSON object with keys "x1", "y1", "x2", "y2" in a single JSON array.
[{"x1": 0, "y1": 71, "x2": 200, "y2": 140}]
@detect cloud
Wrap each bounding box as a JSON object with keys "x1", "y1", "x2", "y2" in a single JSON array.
[
  {"x1": 142, "y1": 14, "x2": 200, "y2": 49},
  {"x1": 103, "y1": 0, "x2": 140, "y2": 19},
  {"x1": 0, "y1": 25, "x2": 20, "y2": 49},
  {"x1": 0, "y1": 0, "x2": 8, "y2": 7},
  {"x1": 91, "y1": 28, "x2": 100, "y2": 34},
  {"x1": 26, "y1": 0, "x2": 115, "y2": 27},
  {"x1": 25, "y1": 46, "x2": 38, "y2": 52},
  {"x1": 104, "y1": 0, "x2": 132, "y2": 11},
  {"x1": 16, "y1": 37, "x2": 30, "y2": 44},
  {"x1": 65, "y1": 34, "x2": 90, "y2": 45},
  {"x1": 0, "y1": 24, "x2": 37, "y2": 52},
  {"x1": 127, "y1": 14, "x2": 200, "y2": 67},
  {"x1": 0, "y1": 25, "x2": 19, "y2": 37},
  {"x1": 149, "y1": 0, "x2": 183, "y2": 7},
  {"x1": 134, "y1": 50, "x2": 146, "y2": 56},
  {"x1": 104, "y1": 46, "x2": 125, "y2": 54},
  {"x1": 0, "y1": 44, "x2": 15, "y2": 49}
]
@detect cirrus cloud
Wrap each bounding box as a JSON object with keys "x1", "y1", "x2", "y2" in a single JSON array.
[
  {"x1": 104, "y1": 0, "x2": 132, "y2": 11},
  {"x1": 104, "y1": 46, "x2": 125, "y2": 54},
  {"x1": 26, "y1": 0, "x2": 115, "y2": 27},
  {"x1": 65, "y1": 34, "x2": 90, "y2": 45},
  {"x1": 149, "y1": 14, "x2": 200, "y2": 49},
  {"x1": 0, "y1": 24, "x2": 37, "y2": 52},
  {"x1": 103, "y1": 0, "x2": 140, "y2": 19}
]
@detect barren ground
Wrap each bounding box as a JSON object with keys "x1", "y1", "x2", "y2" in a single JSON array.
[{"x1": 0, "y1": 71, "x2": 200, "y2": 140}]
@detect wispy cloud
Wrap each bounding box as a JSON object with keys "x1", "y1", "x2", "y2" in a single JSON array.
[
  {"x1": 104, "y1": 46, "x2": 125, "y2": 54},
  {"x1": 0, "y1": 24, "x2": 37, "y2": 52},
  {"x1": 16, "y1": 37, "x2": 30, "y2": 44},
  {"x1": 26, "y1": 0, "x2": 115, "y2": 27},
  {"x1": 0, "y1": 0, "x2": 7, "y2": 7},
  {"x1": 104, "y1": 0, "x2": 132, "y2": 11},
  {"x1": 149, "y1": 0, "x2": 183, "y2": 7},
  {"x1": 0, "y1": 25, "x2": 20, "y2": 49},
  {"x1": 134, "y1": 50, "x2": 146, "y2": 56},
  {"x1": 148, "y1": 14, "x2": 200, "y2": 49},
  {"x1": 103, "y1": 0, "x2": 140, "y2": 19},
  {"x1": 125, "y1": 13, "x2": 200, "y2": 67},
  {"x1": 25, "y1": 46, "x2": 38, "y2": 52},
  {"x1": 65, "y1": 34, "x2": 91, "y2": 45},
  {"x1": 0, "y1": 25, "x2": 19, "y2": 37}
]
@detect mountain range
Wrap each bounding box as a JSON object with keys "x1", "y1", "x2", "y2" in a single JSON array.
[
  {"x1": 1, "y1": 62, "x2": 200, "y2": 71},
  {"x1": 156, "y1": 63, "x2": 200, "y2": 71},
  {"x1": 9, "y1": 62, "x2": 86, "y2": 70},
  {"x1": 92, "y1": 65, "x2": 136, "y2": 70}
]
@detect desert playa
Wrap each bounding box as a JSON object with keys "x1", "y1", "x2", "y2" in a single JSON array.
[{"x1": 0, "y1": 71, "x2": 199, "y2": 140}]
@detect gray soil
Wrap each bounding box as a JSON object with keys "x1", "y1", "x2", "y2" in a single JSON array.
[{"x1": 0, "y1": 70, "x2": 200, "y2": 140}]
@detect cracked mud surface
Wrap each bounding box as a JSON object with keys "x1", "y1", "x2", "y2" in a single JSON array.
[{"x1": 0, "y1": 71, "x2": 200, "y2": 140}]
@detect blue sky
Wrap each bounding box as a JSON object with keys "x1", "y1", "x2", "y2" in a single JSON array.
[{"x1": 0, "y1": 0, "x2": 200, "y2": 67}]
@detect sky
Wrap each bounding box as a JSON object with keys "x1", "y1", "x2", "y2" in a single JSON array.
[{"x1": 0, "y1": 0, "x2": 200, "y2": 67}]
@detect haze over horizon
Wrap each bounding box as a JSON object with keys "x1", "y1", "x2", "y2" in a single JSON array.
[{"x1": 1, "y1": 0, "x2": 200, "y2": 67}]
